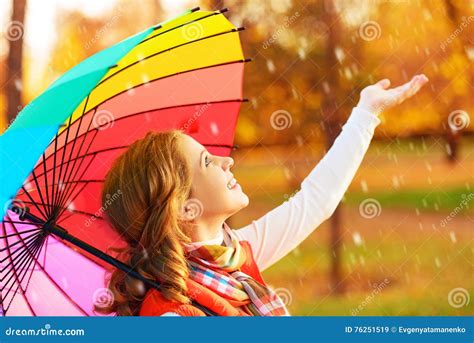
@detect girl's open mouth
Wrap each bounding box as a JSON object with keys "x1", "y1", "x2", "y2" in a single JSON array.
[{"x1": 227, "y1": 178, "x2": 239, "y2": 190}]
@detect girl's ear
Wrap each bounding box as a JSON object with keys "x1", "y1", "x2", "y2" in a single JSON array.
[{"x1": 180, "y1": 198, "x2": 204, "y2": 221}]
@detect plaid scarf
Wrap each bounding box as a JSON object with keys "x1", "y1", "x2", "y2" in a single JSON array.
[{"x1": 184, "y1": 224, "x2": 290, "y2": 316}]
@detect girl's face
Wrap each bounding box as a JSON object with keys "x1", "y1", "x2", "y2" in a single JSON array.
[{"x1": 179, "y1": 134, "x2": 249, "y2": 219}]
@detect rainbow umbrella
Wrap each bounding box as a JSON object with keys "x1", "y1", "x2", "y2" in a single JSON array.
[{"x1": 0, "y1": 6, "x2": 249, "y2": 316}]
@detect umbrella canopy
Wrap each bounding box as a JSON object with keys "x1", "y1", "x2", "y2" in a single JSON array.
[{"x1": 0, "y1": 7, "x2": 249, "y2": 316}]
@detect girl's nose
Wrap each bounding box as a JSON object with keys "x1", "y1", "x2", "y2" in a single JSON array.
[{"x1": 222, "y1": 156, "x2": 234, "y2": 171}]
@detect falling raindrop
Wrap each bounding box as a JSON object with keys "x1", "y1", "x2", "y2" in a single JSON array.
[
  {"x1": 266, "y1": 59, "x2": 275, "y2": 73},
  {"x1": 62, "y1": 277, "x2": 69, "y2": 290},
  {"x1": 434, "y1": 257, "x2": 441, "y2": 268},
  {"x1": 425, "y1": 161, "x2": 432, "y2": 172},
  {"x1": 343, "y1": 67, "x2": 353, "y2": 80},
  {"x1": 67, "y1": 202, "x2": 75, "y2": 212},
  {"x1": 360, "y1": 180, "x2": 368, "y2": 193},
  {"x1": 334, "y1": 46, "x2": 345, "y2": 63},
  {"x1": 352, "y1": 232, "x2": 363, "y2": 246},
  {"x1": 292, "y1": 247, "x2": 300, "y2": 257},
  {"x1": 392, "y1": 175, "x2": 400, "y2": 189},
  {"x1": 251, "y1": 97, "x2": 258, "y2": 109},
  {"x1": 14, "y1": 78, "x2": 22, "y2": 92},
  {"x1": 349, "y1": 253, "x2": 356, "y2": 265},
  {"x1": 449, "y1": 231, "x2": 457, "y2": 243},
  {"x1": 322, "y1": 81, "x2": 330, "y2": 94},
  {"x1": 297, "y1": 48, "x2": 306, "y2": 60},
  {"x1": 142, "y1": 74, "x2": 150, "y2": 86},
  {"x1": 126, "y1": 83, "x2": 135, "y2": 95},
  {"x1": 210, "y1": 122, "x2": 219, "y2": 136},
  {"x1": 295, "y1": 135, "x2": 304, "y2": 147}
]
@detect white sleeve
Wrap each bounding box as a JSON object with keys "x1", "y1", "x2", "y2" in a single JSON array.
[
  {"x1": 234, "y1": 107, "x2": 381, "y2": 272},
  {"x1": 161, "y1": 312, "x2": 181, "y2": 316}
]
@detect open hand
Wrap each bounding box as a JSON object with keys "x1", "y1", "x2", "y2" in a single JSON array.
[{"x1": 357, "y1": 74, "x2": 429, "y2": 115}]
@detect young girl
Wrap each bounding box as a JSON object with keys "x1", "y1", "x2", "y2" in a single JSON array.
[{"x1": 98, "y1": 74, "x2": 428, "y2": 316}]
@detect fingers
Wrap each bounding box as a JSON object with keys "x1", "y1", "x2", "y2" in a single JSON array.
[
  {"x1": 390, "y1": 74, "x2": 429, "y2": 102},
  {"x1": 375, "y1": 78, "x2": 391, "y2": 89}
]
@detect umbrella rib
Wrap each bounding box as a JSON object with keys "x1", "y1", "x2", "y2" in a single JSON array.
[
  {"x1": 54, "y1": 130, "x2": 98, "y2": 216},
  {"x1": 0, "y1": 229, "x2": 42, "y2": 257},
  {"x1": 16, "y1": 186, "x2": 48, "y2": 220},
  {"x1": 139, "y1": 9, "x2": 220, "y2": 47},
  {"x1": 0, "y1": 229, "x2": 43, "y2": 254},
  {"x1": 6, "y1": 220, "x2": 89, "y2": 316},
  {"x1": 52, "y1": 96, "x2": 89, "y2": 217},
  {"x1": 41, "y1": 153, "x2": 53, "y2": 218},
  {"x1": 50, "y1": 135, "x2": 58, "y2": 220},
  {"x1": 20, "y1": 199, "x2": 99, "y2": 221},
  {"x1": 99, "y1": 25, "x2": 245, "y2": 87},
  {"x1": 26, "y1": 172, "x2": 49, "y2": 220},
  {"x1": 38, "y1": 98, "x2": 246, "y2": 168},
  {"x1": 38, "y1": 60, "x2": 249, "y2": 162},
  {"x1": 36, "y1": 140, "x2": 237, "y2": 181},
  {"x1": 0, "y1": 232, "x2": 40, "y2": 276},
  {"x1": 2, "y1": 239, "x2": 42, "y2": 315},
  {"x1": 55, "y1": 108, "x2": 97, "y2": 218},
  {"x1": 1, "y1": 220, "x2": 42, "y2": 315},
  {"x1": 1, "y1": 242, "x2": 41, "y2": 316}
]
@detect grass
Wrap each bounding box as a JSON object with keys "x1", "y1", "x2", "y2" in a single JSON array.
[{"x1": 260, "y1": 207, "x2": 473, "y2": 315}]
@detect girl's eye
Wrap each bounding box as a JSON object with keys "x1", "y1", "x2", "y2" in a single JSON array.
[{"x1": 205, "y1": 156, "x2": 212, "y2": 167}]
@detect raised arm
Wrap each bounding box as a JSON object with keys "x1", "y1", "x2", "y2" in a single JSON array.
[
  {"x1": 234, "y1": 106, "x2": 379, "y2": 271},
  {"x1": 234, "y1": 74, "x2": 429, "y2": 272}
]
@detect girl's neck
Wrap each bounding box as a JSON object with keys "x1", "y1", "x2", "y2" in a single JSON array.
[{"x1": 188, "y1": 217, "x2": 226, "y2": 243}]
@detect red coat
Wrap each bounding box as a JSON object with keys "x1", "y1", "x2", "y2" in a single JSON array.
[{"x1": 139, "y1": 241, "x2": 267, "y2": 316}]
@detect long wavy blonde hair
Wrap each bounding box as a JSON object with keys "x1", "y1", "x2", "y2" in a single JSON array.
[{"x1": 96, "y1": 130, "x2": 193, "y2": 316}]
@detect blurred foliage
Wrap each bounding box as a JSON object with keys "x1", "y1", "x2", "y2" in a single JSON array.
[{"x1": 0, "y1": 0, "x2": 472, "y2": 142}]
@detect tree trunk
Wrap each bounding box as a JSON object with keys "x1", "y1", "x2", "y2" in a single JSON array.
[
  {"x1": 442, "y1": 0, "x2": 471, "y2": 164},
  {"x1": 6, "y1": 0, "x2": 27, "y2": 125},
  {"x1": 321, "y1": 0, "x2": 345, "y2": 295}
]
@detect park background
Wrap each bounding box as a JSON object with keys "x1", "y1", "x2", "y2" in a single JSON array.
[{"x1": 0, "y1": 0, "x2": 472, "y2": 315}]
